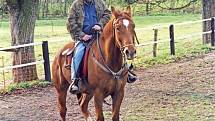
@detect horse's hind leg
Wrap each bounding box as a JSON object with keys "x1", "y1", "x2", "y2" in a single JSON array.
[
  {"x1": 111, "y1": 89, "x2": 124, "y2": 121},
  {"x1": 53, "y1": 75, "x2": 69, "y2": 121},
  {"x1": 54, "y1": 71, "x2": 69, "y2": 121},
  {"x1": 79, "y1": 93, "x2": 93, "y2": 121},
  {"x1": 57, "y1": 86, "x2": 68, "y2": 121}
]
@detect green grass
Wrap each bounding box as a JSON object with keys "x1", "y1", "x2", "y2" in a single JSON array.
[
  {"x1": 0, "y1": 80, "x2": 51, "y2": 94},
  {"x1": 134, "y1": 14, "x2": 201, "y2": 28},
  {"x1": 0, "y1": 14, "x2": 211, "y2": 84},
  {"x1": 122, "y1": 93, "x2": 215, "y2": 121}
]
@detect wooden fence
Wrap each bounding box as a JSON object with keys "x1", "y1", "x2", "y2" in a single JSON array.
[
  {"x1": 0, "y1": 41, "x2": 51, "y2": 82},
  {"x1": 136, "y1": 17, "x2": 215, "y2": 57}
]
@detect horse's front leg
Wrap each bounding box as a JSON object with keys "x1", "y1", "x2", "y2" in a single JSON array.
[
  {"x1": 94, "y1": 89, "x2": 104, "y2": 121},
  {"x1": 79, "y1": 93, "x2": 93, "y2": 121},
  {"x1": 111, "y1": 88, "x2": 125, "y2": 121}
]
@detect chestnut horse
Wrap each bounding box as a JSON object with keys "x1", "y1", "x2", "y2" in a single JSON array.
[{"x1": 52, "y1": 6, "x2": 137, "y2": 121}]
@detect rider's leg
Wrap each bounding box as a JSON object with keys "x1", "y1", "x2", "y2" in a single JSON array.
[{"x1": 69, "y1": 41, "x2": 86, "y2": 94}]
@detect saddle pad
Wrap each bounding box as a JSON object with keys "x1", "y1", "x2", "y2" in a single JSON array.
[{"x1": 82, "y1": 47, "x2": 90, "y2": 78}]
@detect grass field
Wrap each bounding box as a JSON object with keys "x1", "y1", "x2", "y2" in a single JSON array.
[{"x1": 0, "y1": 14, "x2": 213, "y2": 84}]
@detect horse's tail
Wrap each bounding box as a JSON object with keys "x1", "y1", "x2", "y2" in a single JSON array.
[
  {"x1": 52, "y1": 41, "x2": 75, "y2": 88},
  {"x1": 51, "y1": 50, "x2": 62, "y2": 87}
]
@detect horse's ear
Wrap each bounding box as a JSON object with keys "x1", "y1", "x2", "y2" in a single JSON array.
[
  {"x1": 126, "y1": 5, "x2": 132, "y2": 17},
  {"x1": 111, "y1": 6, "x2": 120, "y2": 18}
]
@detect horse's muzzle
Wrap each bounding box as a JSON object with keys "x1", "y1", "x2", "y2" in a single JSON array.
[{"x1": 125, "y1": 49, "x2": 136, "y2": 60}]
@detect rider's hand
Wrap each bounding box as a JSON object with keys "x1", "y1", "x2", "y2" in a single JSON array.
[
  {"x1": 82, "y1": 34, "x2": 92, "y2": 41},
  {"x1": 92, "y1": 25, "x2": 101, "y2": 31}
]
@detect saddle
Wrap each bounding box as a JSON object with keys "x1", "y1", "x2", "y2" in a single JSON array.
[
  {"x1": 61, "y1": 45, "x2": 91, "y2": 79},
  {"x1": 62, "y1": 48, "x2": 74, "y2": 69}
]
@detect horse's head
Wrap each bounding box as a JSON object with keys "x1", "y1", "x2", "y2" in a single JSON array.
[{"x1": 111, "y1": 6, "x2": 137, "y2": 60}]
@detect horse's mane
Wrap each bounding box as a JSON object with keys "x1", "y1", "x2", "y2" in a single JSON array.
[{"x1": 102, "y1": 18, "x2": 114, "y2": 38}]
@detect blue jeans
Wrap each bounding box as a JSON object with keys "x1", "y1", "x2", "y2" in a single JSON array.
[{"x1": 71, "y1": 41, "x2": 86, "y2": 79}]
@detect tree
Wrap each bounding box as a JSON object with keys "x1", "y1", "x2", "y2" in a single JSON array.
[
  {"x1": 6, "y1": 0, "x2": 39, "y2": 82},
  {"x1": 63, "y1": 0, "x2": 67, "y2": 16},
  {"x1": 202, "y1": 0, "x2": 215, "y2": 44},
  {"x1": 42, "y1": 0, "x2": 49, "y2": 18}
]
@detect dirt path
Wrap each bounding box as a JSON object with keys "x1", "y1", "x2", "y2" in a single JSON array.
[{"x1": 1, "y1": 52, "x2": 215, "y2": 121}]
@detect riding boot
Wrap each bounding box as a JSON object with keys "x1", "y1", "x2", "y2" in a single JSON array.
[
  {"x1": 69, "y1": 78, "x2": 81, "y2": 94},
  {"x1": 127, "y1": 64, "x2": 138, "y2": 83},
  {"x1": 127, "y1": 70, "x2": 138, "y2": 83}
]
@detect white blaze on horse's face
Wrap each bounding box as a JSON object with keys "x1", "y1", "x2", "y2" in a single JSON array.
[
  {"x1": 121, "y1": 19, "x2": 136, "y2": 60},
  {"x1": 123, "y1": 19, "x2": 129, "y2": 29}
]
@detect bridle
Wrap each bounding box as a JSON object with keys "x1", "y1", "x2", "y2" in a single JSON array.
[
  {"x1": 112, "y1": 17, "x2": 139, "y2": 52},
  {"x1": 91, "y1": 17, "x2": 139, "y2": 80}
]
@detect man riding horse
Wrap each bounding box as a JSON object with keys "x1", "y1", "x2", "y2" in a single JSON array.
[{"x1": 67, "y1": 0, "x2": 138, "y2": 94}]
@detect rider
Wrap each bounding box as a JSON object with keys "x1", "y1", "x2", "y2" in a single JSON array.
[{"x1": 67, "y1": 0, "x2": 138, "y2": 94}]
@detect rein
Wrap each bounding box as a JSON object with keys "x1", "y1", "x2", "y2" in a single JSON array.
[
  {"x1": 91, "y1": 17, "x2": 138, "y2": 80},
  {"x1": 91, "y1": 32, "x2": 128, "y2": 80}
]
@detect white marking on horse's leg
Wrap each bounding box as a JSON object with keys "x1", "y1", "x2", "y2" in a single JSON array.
[{"x1": 123, "y1": 19, "x2": 129, "y2": 29}]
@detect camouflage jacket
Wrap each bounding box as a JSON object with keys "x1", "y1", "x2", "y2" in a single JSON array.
[{"x1": 67, "y1": 0, "x2": 111, "y2": 41}]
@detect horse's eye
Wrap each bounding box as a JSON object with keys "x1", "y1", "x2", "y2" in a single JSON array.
[{"x1": 132, "y1": 23, "x2": 135, "y2": 28}]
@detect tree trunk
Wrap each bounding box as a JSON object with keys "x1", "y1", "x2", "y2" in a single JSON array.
[
  {"x1": 202, "y1": 0, "x2": 215, "y2": 44},
  {"x1": 37, "y1": 0, "x2": 42, "y2": 19},
  {"x1": 42, "y1": 0, "x2": 45, "y2": 18},
  {"x1": 146, "y1": 2, "x2": 149, "y2": 15},
  {"x1": 42, "y1": 0, "x2": 49, "y2": 18},
  {"x1": 64, "y1": 0, "x2": 67, "y2": 16},
  {"x1": 6, "y1": 0, "x2": 39, "y2": 82}
]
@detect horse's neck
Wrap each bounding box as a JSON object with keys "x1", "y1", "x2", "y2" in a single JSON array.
[{"x1": 100, "y1": 20, "x2": 123, "y2": 71}]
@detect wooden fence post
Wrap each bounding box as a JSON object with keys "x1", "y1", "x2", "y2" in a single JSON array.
[
  {"x1": 153, "y1": 29, "x2": 158, "y2": 57},
  {"x1": 1, "y1": 56, "x2": 6, "y2": 91},
  {"x1": 42, "y1": 41, "x2": 51, "y2": 82},
  {"x1": 211, "y1": 18, "x2": 215, "y2": 46},
  {"x1": 169, "y1": 25, "x2": 175, "y2": 55}
]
